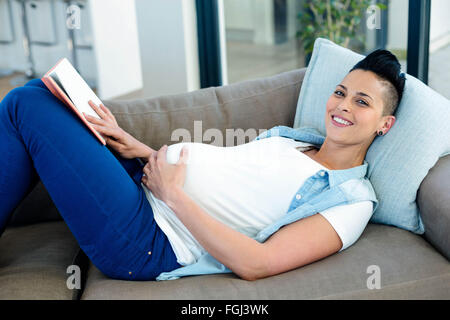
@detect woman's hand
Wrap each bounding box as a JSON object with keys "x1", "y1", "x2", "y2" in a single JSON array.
[
  {"x1": 83, "y1": 100, "x2": 146, "y2": 159},
  {"x1": 141, "y1": 145, "x2": 189, "y2": 204}
]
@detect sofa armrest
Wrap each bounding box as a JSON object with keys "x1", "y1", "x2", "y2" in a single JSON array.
[
  {"x1": 102, "y1": 68, "x2": 306, "y2": 149},
  {"x1": 417, "y1": 154, "x2": 450, "y2": 260}
]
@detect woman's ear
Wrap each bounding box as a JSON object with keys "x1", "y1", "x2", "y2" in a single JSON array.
[{"x1": 381, "y1": 115, "x2": 396, "y2": 134}]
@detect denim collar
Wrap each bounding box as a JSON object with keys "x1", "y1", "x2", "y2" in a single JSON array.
[{"x1": 326, "y1": 160, "x2": 369, "y2": 187}]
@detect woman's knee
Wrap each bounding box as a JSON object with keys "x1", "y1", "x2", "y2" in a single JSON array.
[
  {"x1": 0, "y1": 86, "x2": 61, "y2": 129},
  {"x1": 2, "y1": 85, "x2": 58, "y2": 113},
  {"x1": 2, "y1": 86, "x2": 40, "y2": 105},
  {"x1": 1, "y1": 86, "x2": 36, "y2": 114},
  {"x1": 3, "y1": 80, "x2": 50, "y2": 105}
]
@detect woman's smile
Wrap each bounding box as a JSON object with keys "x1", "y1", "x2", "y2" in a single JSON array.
[{"x1": 330, "y1": 114, "x2": 354, "y2": 127}]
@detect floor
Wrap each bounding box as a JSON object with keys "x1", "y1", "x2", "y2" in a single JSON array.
[
  {"x1": 0, "y1": 72, "x2": 25, "y2": 101},
  {"x1": 1, "y1": 42, "x2": 449, "y2": 102}
]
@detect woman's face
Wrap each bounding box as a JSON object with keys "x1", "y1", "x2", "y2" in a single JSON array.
[{"x1": 325, "y1": 69, "x2": 396, "y2": 146}]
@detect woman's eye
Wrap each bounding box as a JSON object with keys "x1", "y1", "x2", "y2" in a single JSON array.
[
  {"x1": 357, "y1": 99, "x2": 368, "y2": 106},
  {"x1": 334, "y1": 90, "x2": 344, "y2": 96}
]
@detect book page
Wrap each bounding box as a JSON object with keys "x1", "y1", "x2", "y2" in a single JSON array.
[
  {"x1": 49, "y1": 72, "x2": 70, "y2": 99},
  {"x1": 52, "y1": 58, "x2": 102, "y2": 120}
]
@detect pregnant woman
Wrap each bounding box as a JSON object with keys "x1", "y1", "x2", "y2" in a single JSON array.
[{"x1": 0, "y1": 50, "x2": 405, "y2": 281}]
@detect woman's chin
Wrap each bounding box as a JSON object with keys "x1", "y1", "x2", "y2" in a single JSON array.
[
  {"x1": 327, "y1": 124, "x2": 352, "y2": 133},
  {"x1": 325, "y1": 126, "x2": 355, "y2": 141}
]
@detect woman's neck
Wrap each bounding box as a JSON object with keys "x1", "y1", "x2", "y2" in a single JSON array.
[{"x1": 306, "y1": 140, "x2": 368, "y2": 171}]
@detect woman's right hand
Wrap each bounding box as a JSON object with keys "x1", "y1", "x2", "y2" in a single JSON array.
[{"x1": 83, "y1": 100, "x2": 146, "y2": 159}]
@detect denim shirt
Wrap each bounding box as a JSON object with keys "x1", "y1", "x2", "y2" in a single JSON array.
[{"x1": 156, "y1": 125, "x2": 378, "y2": 281}]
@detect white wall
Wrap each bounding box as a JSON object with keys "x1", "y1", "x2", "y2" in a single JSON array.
[
  {"x1": 88, "y1": 0, "x2": 143, "y2": 99},
  {"x1": 223, "y1": 0, "x2": 303, "y2": 45},
  {"x1": 182, "y1": 0, "x2": 200, "y2": 93},
  {"x1": 223, "y1": 0, "x2": 274, "y2": 45},
  {"x1": 133, "y1": 0, "x2": 199, "y2": 98},
  {"x1": 223, "y1": 0, "x2": 253, "y2": 31},
  {"x1": 429, "y1": 0, "x2": 450, "y2": 52},
  {"x1": 287, "y1": 0, "x2": 301, "y2": 39},
  {"x1": 386, "y1": 0, "x2": 450, "y2": 53},
  {"x1": 386, "y1": 0, "x2": 408, "y2": 51},
  {"x1": 218, "y1": 0, "x2": 229, "y2": 85}
]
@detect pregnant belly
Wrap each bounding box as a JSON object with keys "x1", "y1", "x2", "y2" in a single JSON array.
[{"x1": 163, "y1": 138, "x2": 297, "y2": 232}]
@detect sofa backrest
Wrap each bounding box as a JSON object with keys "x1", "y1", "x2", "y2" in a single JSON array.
[{"x1": 103, "y1": 68, "x2": 306, "y2": 149}]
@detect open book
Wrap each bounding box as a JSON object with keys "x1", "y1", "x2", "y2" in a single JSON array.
[{"x1": 41, "y1": 58, "x2": 106, "y2": 145}]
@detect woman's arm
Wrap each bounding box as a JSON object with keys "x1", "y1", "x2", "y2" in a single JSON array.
[
  {"x1": 166, "y1": 187, "x2": 268, "y2": 280},
  {"x1": 258, "y1": 213, "x2": 343, "y2": 279},
  {"x1": 166, "y1": 188, "x2": 343, "y2": 281},
  {"x1": 141, "y1": 146, "x2": 343, "y2": 281},
  {"x1": 84, "y1": 101, "x2": 156, "y2": 160},
  {"x1": 136, "y1": 143, "x2": 156, "y2": 163}
]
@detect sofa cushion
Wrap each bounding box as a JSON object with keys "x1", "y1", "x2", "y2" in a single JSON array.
[
  {"x1": 292, "y1": 38, "x2": 450, "y2": 234},
  {"x1": 80, "y1": 224, "x2": 449, "y2": 299},
  {"x1": 0, "y1": 221, "x2": 80, "y2": 300},
  {"x1": 102, "y1": 68, "x2": 306, "y2": 150}
]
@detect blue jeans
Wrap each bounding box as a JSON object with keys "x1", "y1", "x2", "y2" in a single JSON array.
[{"x1": 0, "y1": 79, "x2": 181, "y2": 280}]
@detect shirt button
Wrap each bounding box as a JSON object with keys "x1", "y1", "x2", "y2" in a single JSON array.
[
  {"x1": 295, "y1": 194, "x2": 302, "y2": 200},
  {"x1": 319, "y1": 171, "x2": 325, "y2": 176},
  {"x1": 148, "y1": 251, "x2": 152, "y2": 255},
  {"x1": 129, "y1": 271, "x2": 132, "y2": 275}
]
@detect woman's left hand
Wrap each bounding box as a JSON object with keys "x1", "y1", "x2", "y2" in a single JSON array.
[{"x1": 141, "y1": 145, "x2": 189, "y2": 204}]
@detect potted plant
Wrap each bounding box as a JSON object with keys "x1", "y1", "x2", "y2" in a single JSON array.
[{"x1": 296, "y1": 0, "x2": 386, "y2": 65}]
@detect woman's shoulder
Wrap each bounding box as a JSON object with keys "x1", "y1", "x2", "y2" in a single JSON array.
[{"x1": 338, "y1": 177, "x2": 378, "y2": 211}]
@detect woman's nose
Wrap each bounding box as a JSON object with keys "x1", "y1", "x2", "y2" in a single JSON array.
[{"x1": 337, "y1": 100, "x2": 352, "y2": 113}]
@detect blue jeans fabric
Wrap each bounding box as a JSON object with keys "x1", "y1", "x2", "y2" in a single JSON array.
[{"x1": 0, "y1": 79, "x2": 181, "y2": 280}]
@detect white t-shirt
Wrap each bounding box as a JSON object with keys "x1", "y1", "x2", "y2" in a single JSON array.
[{"x1": 142, "y1": 136, "x2": 373, "y2": 266}]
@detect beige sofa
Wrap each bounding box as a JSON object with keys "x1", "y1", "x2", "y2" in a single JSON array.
[{"x1": 1, "y1": 68, "x2": 449, "y2": 299}]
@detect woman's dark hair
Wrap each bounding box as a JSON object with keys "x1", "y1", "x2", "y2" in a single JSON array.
[{"x1": 349, "y1": 49, "x2": 406, "y2": 116}]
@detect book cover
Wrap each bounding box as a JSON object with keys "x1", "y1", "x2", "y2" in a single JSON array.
[{"x1": 41, "y1": 58, "x2": 107, "y2": 145}]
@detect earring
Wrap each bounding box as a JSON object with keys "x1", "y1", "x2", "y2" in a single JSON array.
[{"x1": 378, "y1": 130, "x2": 384, "y2": 136}]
